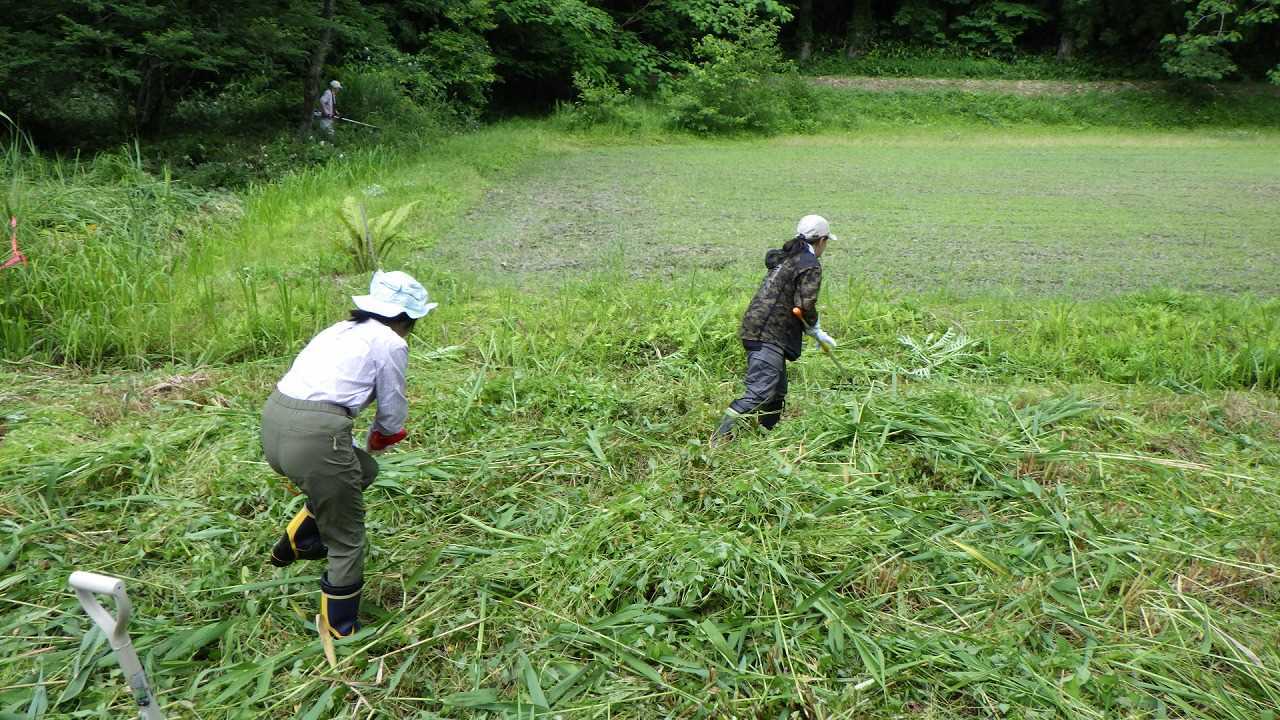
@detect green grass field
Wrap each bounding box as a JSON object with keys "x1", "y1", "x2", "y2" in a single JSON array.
[
  {"x1": 2, "y1": 122, "x2": 1279, "y2": 719},
  {"x1": 455, "y1": 130, "x2": 1280, "y2": 296}
]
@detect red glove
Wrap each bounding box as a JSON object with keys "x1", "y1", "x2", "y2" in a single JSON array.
[{"x1": 368, "y1": 429, "x2": 407, "y2": 452}]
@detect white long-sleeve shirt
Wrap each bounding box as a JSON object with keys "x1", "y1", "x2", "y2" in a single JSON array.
[
  {"x1": 277, "y1": 320, "x2": 408, "y2": 435},
  {"x1": 319, "y1": 89, "x2": 336, "y2": 118}
]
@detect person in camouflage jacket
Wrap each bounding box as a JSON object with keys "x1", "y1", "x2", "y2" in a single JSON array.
[{"x1": 714, "y1": 215, "x2": 838, "y2": 441}]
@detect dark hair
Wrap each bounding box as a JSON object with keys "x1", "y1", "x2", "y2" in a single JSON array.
[
  {"x1": 782, "y1": 231, "x2": 831, "y2": 255},
  {"x1": 350, "y1": 309, "x2": 416, "y2": 333},
  {"x1": 781, "y1": 234, "x2": 810, "y2": 255}
]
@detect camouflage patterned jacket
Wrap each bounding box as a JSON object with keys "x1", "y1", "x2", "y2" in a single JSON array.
[{"x1": 738, "y1": 246, "x2": 822, "y2": 361}]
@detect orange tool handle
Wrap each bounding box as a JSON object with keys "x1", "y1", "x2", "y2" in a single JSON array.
[{"x1": 793, "y1": 306, "x2": 835, "y2": 356}]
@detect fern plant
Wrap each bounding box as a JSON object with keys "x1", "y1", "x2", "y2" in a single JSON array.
[
  {"x1": 337, "y1": 196, "x2": 419, "y2": 272},
  {"x1": 869, "y1": 329, "x2": 985, "y2": 380}
]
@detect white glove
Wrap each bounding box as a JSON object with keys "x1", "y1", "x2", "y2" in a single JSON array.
[{"x1": 807, "y1": 324, "x2": 837, "y2": 350}]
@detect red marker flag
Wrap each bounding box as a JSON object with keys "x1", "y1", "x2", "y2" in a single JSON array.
[{"x1": 2, "y1": 216, "x2": 26, "y2": 269}]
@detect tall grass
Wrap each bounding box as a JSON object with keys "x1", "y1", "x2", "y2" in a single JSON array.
[
  {"x1": 1, "y1": 138, "x2": 206, "y2": 365},
  {"x1": 1, "y1": 119, "x2": 1278, "y2": 719},
  {"x1": 1, "y1": 271, "x2": 1278, "y2": 717},
  {"x1": 801, "y1": 43, "x2": 1159, "y2": 81},
  {"x1": 809, "y1": 85, "x2": 1280, "y2": 129},
  {"x1": 1, "y1": 123, "x2": 558, "y2": 366}
]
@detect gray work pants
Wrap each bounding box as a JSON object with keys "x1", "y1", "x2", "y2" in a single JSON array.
[
  {"x1": 261, "y1": 390, "x2": 378, "y2": 586},
  {"x1": 727, "y1": 342, "x2": 789, "y2": 430}
]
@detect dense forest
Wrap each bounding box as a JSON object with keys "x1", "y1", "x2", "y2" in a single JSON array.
[{"x1": 4, "y1": 0, "x2": 1278, "y2": 144}]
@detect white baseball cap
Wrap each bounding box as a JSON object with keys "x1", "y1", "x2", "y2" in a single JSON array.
[
  {"x1": 330, "y1": 80, "x2": 342, "y2": 90},
  {"x1": 352, "y1": 270, "x2": 436, "y2": 319},
  {"x1": 796, "y1": 214, "x2": 835, "y2": 241}
]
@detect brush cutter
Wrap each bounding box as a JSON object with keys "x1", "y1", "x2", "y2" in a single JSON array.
[
  {"x1": 68, "y1": 572, "x2": 164, "y2": 720},
  {"x1": 339, "y1": 117, "x2": 381, "y2": 130},
  {"x1": 792, "y1": 306, "x2": 852, "y2": 378}
]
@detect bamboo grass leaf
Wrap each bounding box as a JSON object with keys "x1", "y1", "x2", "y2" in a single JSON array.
[
  {"x1": 296, "y1": 685, "x2": 337, "y2": 720},
  {"x1": 443, "y1": 689, "x2": 500, "y2": 707},
  {"x1": 161, "y1": 619, "x2": 234, "y2": 661},
  {"x1": 516, "y1": 651, "x2": 549, "y2": 709},
  {"x1": 950, "y1": 539, "x2": 1010, "y2": 577}
]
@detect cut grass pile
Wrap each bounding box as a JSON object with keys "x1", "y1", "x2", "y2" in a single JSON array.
[
  {"x1": 1, "y1": 119, "x2": 1279, "y2": 718},
  {"x1": 2, "y1": 278, "x2": 1279, "y2": 718}
]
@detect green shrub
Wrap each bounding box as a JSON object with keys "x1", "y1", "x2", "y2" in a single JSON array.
[
  {"x1": 563, "y1": 72, "x2": 639, "y2": 129},
  {"x1": 665, "y1": 20, "x2": 818, "y2": 134},
  {"x1": 168, "y1": 75, "x2": 295, "y2": 135},
  {"x1": 337, "y1": 67, "x2": 448, "y2": 137}
]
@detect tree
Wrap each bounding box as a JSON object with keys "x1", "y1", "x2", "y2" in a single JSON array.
[
  {"x1": 797, "y1": 0, "x2": 815, "y2": 60},
  {"x1": 951, "y1": 1, "x2": 1051, "y2": 52},
  {"x1": 846, "y1": 0, "x2": 874, "y2": 58},
  {"x1": 302, "y1": 0, "x2": 337, "y2": 128},
  {"x1": 1161, "y1": 0, "x2": 1280, "y2": 82},
  {"x1": 1, "y1": 1, "x2": 314, "y2": 141},
  {"x1": 1055, "y1": 0, "x2": 1094, "y2": 60}
]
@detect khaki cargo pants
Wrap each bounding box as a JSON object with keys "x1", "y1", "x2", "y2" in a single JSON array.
[{"x1": 261, "y1": 390, "x2": 378, "y2": 586}]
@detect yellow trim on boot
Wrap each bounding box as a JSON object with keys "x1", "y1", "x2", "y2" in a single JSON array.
[
  {"x1": 285, "y1": 506, "x2": 314, "y2": 556},
  {"x1": 319, "y1": 592, "x2": 358, "y2": 638}
]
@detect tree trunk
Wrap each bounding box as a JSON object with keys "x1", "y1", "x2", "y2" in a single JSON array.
[
  {"x1": 134, "y1": 58, "x2": 166, "y2": 133},
  {"x1": 797, "y1": 0, "x2": 814, "y2": 61},
  {"x1": 845, "y1": 0, "x2": 873, "y2": 59},
  {"x1": 1057, "y1": 31, "x2": 1075, "y2": 61},
  {"x1": 301, "y1": 0, "x2": 336, "y2": 129},
  {"x1": 793, "y1": 0, "x2": 814, "y2": 60}
]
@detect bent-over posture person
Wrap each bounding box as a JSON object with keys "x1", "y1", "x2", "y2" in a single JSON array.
[
  {"x1": 714, "y1": 215, "x2": 837, "y2": 441},
  {"x1": 262, "y1": 270, "x2": 436, "y2": 637}
]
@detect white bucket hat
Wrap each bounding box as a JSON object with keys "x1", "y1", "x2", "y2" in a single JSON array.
[
  {"x1": 330, "y1": 80, "x2": 342, "y2": 90},
  {"x1": 796, "y1": 214, "x2": 836, "y2": 242},
  {"x1": 352, "y1": 270, "x2": 436, "y2": 319}
]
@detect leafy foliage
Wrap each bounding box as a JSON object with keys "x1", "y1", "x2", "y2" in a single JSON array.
[
  {"x1": 2, "y1": 0, "x2": 1278, "y2": 153},
  {"x1": 951, "y1": 1, "x2": 1051, "y2": 51},
  {"x1": 337, "y1": 196, "x2": 420, "y2": 272},
  {"x1": 1159, "y1": 0, "x2": 1280, "y2": 82},
  {"x1": 666, "y1": 16, "x2": 817, "y2": 134},
  {"x1": 563, "y1": 72, "x2": 639, "y2": 129}
]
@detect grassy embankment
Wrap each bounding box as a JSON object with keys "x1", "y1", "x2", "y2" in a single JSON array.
[
  {"x1": 800, "y1": 45, "x2": 1157, "y2": 81},
  {"x1": 2, "y1": 99, "x2": 1279, "y2": 718}
]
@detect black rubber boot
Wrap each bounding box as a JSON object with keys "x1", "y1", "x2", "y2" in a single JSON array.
[
  {"x1": 269, "y1": 504, "x2": 328, "y2": 567},
  {"x1": 319, "y1": 575, "x2": 363, "y2": 638}
]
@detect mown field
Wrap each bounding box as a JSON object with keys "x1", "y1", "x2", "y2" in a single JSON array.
[
  {"x1": 456, "y1": 130, "x2": 1280, "y2": 296},
  {"x1": 2, "y1": 123, "x2": 1279, "y2": 719}
]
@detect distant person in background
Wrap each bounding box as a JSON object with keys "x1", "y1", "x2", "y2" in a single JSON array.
[
  {"x1": 713, "y1": 215, "x2": 837, "y2": 442},
  {"x1": 317, "y1": 79, "x2": 342, "y2": 136},
  {"x1": 262, "y1": 270, "x2": 436, "y2": 638}
]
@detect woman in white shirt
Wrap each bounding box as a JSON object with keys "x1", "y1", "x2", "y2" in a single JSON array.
[{"x1": 262, "y1": 270, "x2": 436, "y2": 638}]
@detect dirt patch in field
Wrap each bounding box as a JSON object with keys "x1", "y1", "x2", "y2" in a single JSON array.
[
  {"x1": 810, "y1": 76, "x2": 1280, "y2": 97},
  {"x1": 1217, "y1": 392, "x2": 1280, "y2": 439}
]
